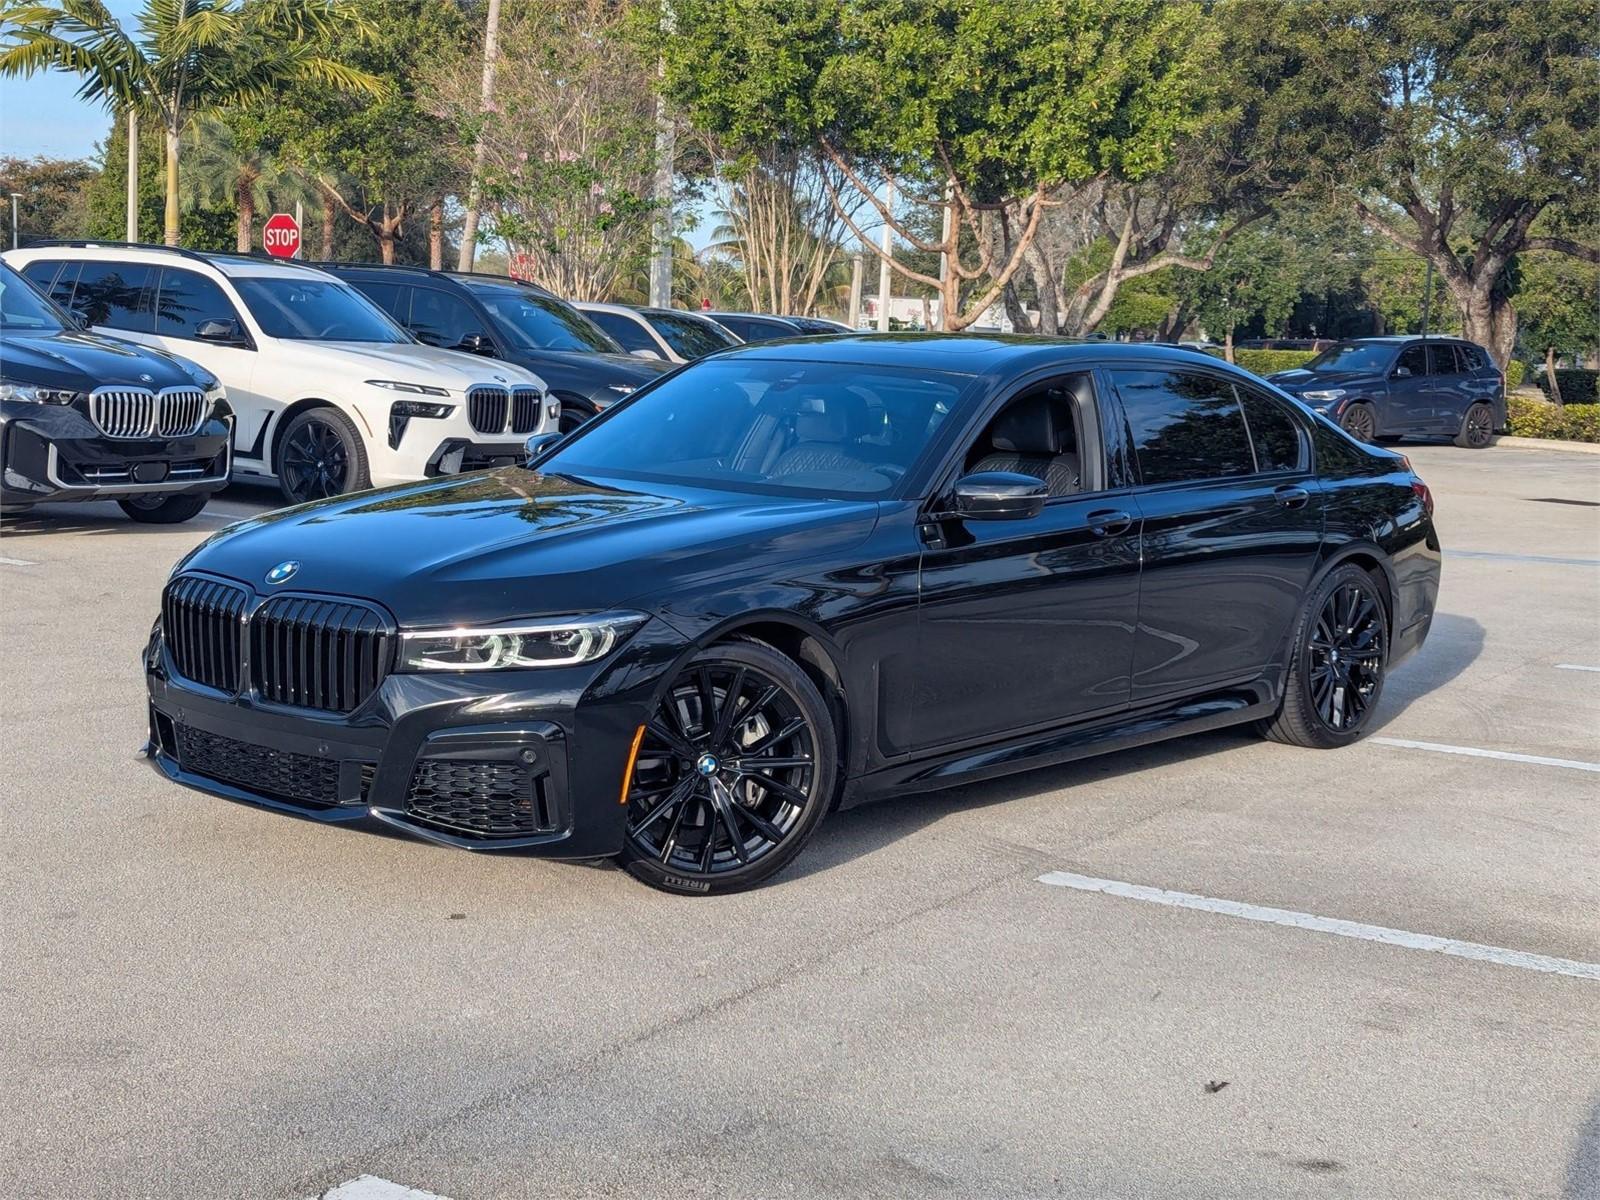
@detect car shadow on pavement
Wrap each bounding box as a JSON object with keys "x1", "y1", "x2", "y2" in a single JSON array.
[
  {"x1": 0, "y1": 509, "x2": 220, "y2": 538},
  {"x1": 1568, "y1": 1092, "x2": 1600, "y2": 1199},
  {"x1": 1367, "y1": 610, "x2": 1485, "y2": 733}
]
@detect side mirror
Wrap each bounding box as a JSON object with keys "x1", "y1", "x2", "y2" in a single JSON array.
[
  {"x1": 630, "y1": 347, "x2": 663, "y2": 361},
  {"x1": 456, "y1": 332, "x2": 495, "y2": 356},
  {"x1": 411, "y1": 328, "x2": 444, "y2": 347},
  {"x1": 195, "y1": 318, "x2": 244, "y2": 344},
  {"x1": 1390, "y1": 365, "x2": 1412, "y2": 379},
  {"x1": 947, "y1": 471, "x2": 1048, "y2": 521},
  {"x1": 523, "y1": 431, "x2": 564, "y2": 467}
]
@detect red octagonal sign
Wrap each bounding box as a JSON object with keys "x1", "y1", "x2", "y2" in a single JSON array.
[{"x1": 262, "y1": 212, "x2": 301, "y2": 258}]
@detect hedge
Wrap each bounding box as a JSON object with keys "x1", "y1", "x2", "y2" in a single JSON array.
[
  {"x1": 1506, "y1": 396, "x2": 1600, "y2": 443},
  {"x1": 1202, "y1": 348, "x2": 1320, "y2": 376},
  {"x1": 1534, "y1": 368, "x2": 1600, "y2": 405},
  {"x1": 1506, "y1": 360, "x2": 1526, "y2": 389}
]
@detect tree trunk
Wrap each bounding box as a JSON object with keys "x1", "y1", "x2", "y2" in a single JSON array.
[
  {"x1": 163, "y1": 123, "x2": 181, "y2": 246},
  {"x1": 429, "y1": 199, "x2": 444, "y2": 270},
  {"x1": 379, "y1": 224, "x2": 396, "y2": 264},
  {"x1": 1224, "y1": 327, "x2": 1235, "y2": 364},
  {"x1": 1002, "y1": 283, "x2": 1032, "y2": 334},
  {"x1": 320, "y1": 191, "x2": 337, "y2": 259},
  {"x1": 1545, "y1": 345, "x2": 1563, "y2": 404},
  {"x1": 458, "y1": 0, "x2": 502, "y2": 272},
  {"x1": 125, "y1": 109, "x2": 139, "y2": 243},
  {"x1": 1024, "y1": 242, "x2": 1057, "y2": 335},
  {"x1": 235, "y1": 169, "x2": 256, "y2": 253}
]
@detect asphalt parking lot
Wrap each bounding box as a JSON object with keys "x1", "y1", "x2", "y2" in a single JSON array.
[{"x1": 2, "y1": 442, "x2": 1597, "y2": 1200}]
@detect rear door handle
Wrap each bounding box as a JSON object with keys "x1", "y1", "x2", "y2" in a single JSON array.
[
  {"x1": 1086, "y1": 509, "x2": 1132, "y2": 537},
  {"x1": 1274, "y1": 485, "x2": 1311, "y2": 509}
]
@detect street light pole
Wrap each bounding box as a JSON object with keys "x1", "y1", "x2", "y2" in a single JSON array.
[{"x1": 10, "y1": 192, "x2": 20, "y2": 250}]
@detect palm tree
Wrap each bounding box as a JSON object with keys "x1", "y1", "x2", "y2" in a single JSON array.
[
  {"x1": 1, "y1": 0, "x2": 383, "y2": 246},
  {"x1": 180, "y1": 112, "x2": 313, "y2": 252}
]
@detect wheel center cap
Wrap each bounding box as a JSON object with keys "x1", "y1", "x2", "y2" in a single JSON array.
[{"x1": 695, "y1": 752, "x2": 720, "y2": 777}]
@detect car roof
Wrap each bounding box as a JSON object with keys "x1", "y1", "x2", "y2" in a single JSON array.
[
  {"x1": 318, "y1": 261, "x2": 559, "y2": 298},
  {"x1": 718, "y1": 332, "x2": 1227, "y2": 374},
  {"x1": 575, "y1": 301, "x2": 644, "y2": 318},
  {"x1": 708, "y1": 311, "x2": 802, "y2": 326},
  {"x1": 12, "y1": 241, "x2": 337, "y2": 282}
]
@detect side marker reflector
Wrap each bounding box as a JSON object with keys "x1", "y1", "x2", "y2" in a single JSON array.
[{"x1": 620, "y1": 724, "x2": 647, "y2": 805}]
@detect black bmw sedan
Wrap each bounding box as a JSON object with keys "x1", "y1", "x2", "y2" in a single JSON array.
[
  {"x1": 143, "y1": 336, "x2": 1440, "y2": 893},
  {"x1": 1, "y1": 261, "x2": 232, "y2": 522}
]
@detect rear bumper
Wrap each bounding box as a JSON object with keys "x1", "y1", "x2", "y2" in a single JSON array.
[{"x1": 1, "y1": 402, "x2": 230, "y2": 505}]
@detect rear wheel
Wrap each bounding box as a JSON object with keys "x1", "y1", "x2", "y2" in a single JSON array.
[
  {"x1": 619, "y1": 641, "x2": 837, "y2": 894},
  {"x1": 277, "y1": 407, "x2": 370, "y2": 504},
  {"x1": 1259, "y1": 563, "x2": 1389, "y2": 749},
  {"x1": 117, "y1": 492, "x2": 210, "y2": 524},
  {"x1": 1454, "y1": 401, "x2": 1495, "y2": 449},
  {"x1": 1338, "y1": 402, "x2": 1378, "y2": 443}
]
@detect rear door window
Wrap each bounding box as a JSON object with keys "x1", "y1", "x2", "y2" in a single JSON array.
[
  {"x1": 586, "y1": 309, "x2": 657, "y2": 353},
  {"x1": 1429, "y1": 344, "x2": 1463, "y2": 375},
  {"x1": 354, "y1": 280, "x2": 409, "y2": 323},
  {"x1": 154, "y1": 268, "x2": 239, "y2": 338},
  {"x1": 1112, "y1": 368, "x2": 1256, "y2": 485},
  {"x1": 71, "y1": 261, "x2": 156, "y2": 332}
]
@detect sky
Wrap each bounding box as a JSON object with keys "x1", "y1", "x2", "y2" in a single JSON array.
[{"x1": 0, "y1": 0, "x2": 143, "y2": 162}]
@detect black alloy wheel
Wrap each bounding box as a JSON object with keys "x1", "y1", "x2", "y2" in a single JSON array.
[
  {"x1": 1259, "y1": 562, "x2": 1389, "y2": 749},
  {"x1": 1455, "y1": 401, "x2": 1495, "y2": 449},
  {"x1": 1339, "y1": 402, "x2": 1378, "y2": 443},
  {"x1": 620, "y1": 640, "x2": 836, "y2": 894},
  {"x1": 278, "y1": 408, "x2": 369, "y2": 504}
]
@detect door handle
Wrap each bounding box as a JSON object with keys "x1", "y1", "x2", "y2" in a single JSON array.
[
  {"x1": 1086, "y1": 509, "x2": 1132, "y2": 537},
  {"x1": 1274, "y1": 485, "x2": 1310, "y2": 509}
]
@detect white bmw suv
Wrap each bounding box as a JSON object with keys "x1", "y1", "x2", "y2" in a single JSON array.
[{"x1": 5, "y1": 244, "x2": 554, "y2": 504}]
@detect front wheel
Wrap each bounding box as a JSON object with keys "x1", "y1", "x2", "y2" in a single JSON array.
[
  {"x1": 1454, "y1": 401, "x2": 1495, "y2": 449},
  {"x1": 1258, "y1": 563, "x2": 1389, "y2": 749},
  {"x1": 277, "y1": 407, "x2": 370, "y2": 504},
  {"x1": 1338, "y1": 402, "x2": 1378, "y2": 443},
  {"x1": 619, "y1": 641, "x2": 837, "y2": 894},
  {"x1": 118, "y1": 492, "x2": 211, "y2": 524}
]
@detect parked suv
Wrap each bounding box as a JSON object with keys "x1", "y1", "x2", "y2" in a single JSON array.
[
  {"x1": 575, "y1": 302, "x2": 741, "y2": 365},
  {"x1": 1, "y1": 260, "x2": 230, "y2": 523},
  {"x1": 5, "y1": 244, "x2": 552, "y2": 503},
  {"x1": 1268, "y1": 336, "x2": 1505, "y2": 447},
  {"x1": 323, "y1": 264, "x2": 669, "y2": 432}
]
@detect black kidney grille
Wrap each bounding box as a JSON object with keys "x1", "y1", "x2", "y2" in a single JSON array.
[
  {"x1": 162, "y1": 576, "x2": 250, "y2": 692},
  {"x1": 177, "y1": 725, "x2": 342, "y2": 807},
  {"x1": 250, "y1": 594, "x2": 394, "y2": 713},
  {"x1": 510, "y1": 387, "x2": 541, "y2": 434},
  {"x1": 467, "y1": 386, "x2": 509, "y2": 434},
  {"x1": 404, "y1": 759, "x2": 557, "y2": 838}
]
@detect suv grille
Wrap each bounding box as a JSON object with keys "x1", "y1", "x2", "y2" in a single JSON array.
[
  {"x1": 467, "y1": 386, "x2": 509, "y2": 435},
  {"x1": 510, "y1": 387, "x2": 541, "y2": 434},
  {"x1": 162, "y1": 576, "x2": 250, "y2": 692},
  {"x1": 177, "y1": 725, "x2": 342, "y2": 807},
  {"x1": 90, "y1": 387, "x2": 207, "y2": 439},
  {"x1": 250, "y1": 594, "x2": 395, "y2": 714},
  {"x1": 404, "y1": 759, "x2": 557, "y2": 838}
]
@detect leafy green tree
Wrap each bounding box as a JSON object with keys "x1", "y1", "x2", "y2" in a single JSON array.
[
  {"x1": 1233, "y1": 0, "x2": 1599, "y2": 364},
  {"x1": 1179, "y1": 225, "x2": 1303, "y2": 358},
  {"x1": 0, "y1": 0, "x2": 383, "y2": 246},
  {"x1": 654, "y1": 0, "x2": 1217, "y2": 331},
  {"x1": 1517, "y1": 254, "x2": 1600, "y2": 402},
  {"x1": 0, "y1": 155, "x2": 96, "y2": 241},
  {"x1": 82, "y1": 112, "x2": 235, "y2": 246}
]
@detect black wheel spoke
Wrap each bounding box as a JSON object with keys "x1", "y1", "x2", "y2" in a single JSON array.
[
  {"x1": 658, "y1": 794, "x2": 693, "y2": 864},
  {"x1": 739, "y1": 755, "x2": 812, "y2": 770},
  {"x1": 747, "y1": 717, "x2": 806, "y2": 757},
  {"x1": 749, "y1": 773, "x2": 808, "y2": 807},
  {"x1": 710, "y1": 665, "x2": 748, "y2": 748},
  {"x1": 697, "y1": 797, "x2": 718, "y2": 872},
  {"x1": 632, "y1": 777, "x2": 695, "y2": 833},
  {"x1": 647, "y1": 720, "x2": 697, "y2": 762}
]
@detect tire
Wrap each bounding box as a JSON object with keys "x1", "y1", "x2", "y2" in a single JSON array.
[
  {"x1": 1258, "y1": 562, "x2": 1390, "y2": 749},
  {"x1": 1453, "y1": 401, "x2": 1495, "y2": 449},
  {"x1": 1376, "y1": 434, "x2": 1405, "y2": 445},
  {"x1": 276, "y1": 407, "x2": 370, "y2": 504},
  {"x1": 618, "y1": 640, "x2": 838, "y2": 895},
  {"x1": 557, "y1": 398, "x2": 596, "y2": 433},
  {"x1": 1338, "y1": 402, "x2": 1378, "y2": 443},
  {"x1": 117, "y1": 492, "x2": 211, "y2": 524}
]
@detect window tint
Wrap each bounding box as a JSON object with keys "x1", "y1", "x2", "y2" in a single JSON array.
[
  {"x1": 72, "y1": 261, "x2": 155, "y2": 331},
  {"x1": 1113, "y1": 369, "x2": 1254, "y2": 484},
  {"x1": 1429, "y1": 344, "x2": 1462, "y2": 375},
  {"x1": 645, "y1": 310, "x2": 736, "y2": 359},
  {"x1": 1394, "y1": 344, "x2": 1427, "y2": 377},
  {"x1": 232, "y1": 277, "x2": 410, "y2": 342},
  {"x1": 0, "y1": 262, "x2": 67, "y2": 333},
  {"x1": 586, "y1": 309, "x2": 657, "y2": 353},
  {"x1": 716, "y1": 315, "x2": 790, "y2": 343},
  {"x1": 408, "y1": 287, "x2": 487, "y2": 349},
  {"x1": 154, "y1": 268, "x2": 237, "y2": 338},
  {"x1": 355, "y1": 280, "x2": 408, "y2": 321},
  {"x1": 1236, "y1": 386, "x2": 1305, "y2": 473},
  {"x1": 469, "y1": 286, "x2": 622, "y2": 353},
  {"x1": 20, "y1": 260, "x2": 68, "y2": 304}
]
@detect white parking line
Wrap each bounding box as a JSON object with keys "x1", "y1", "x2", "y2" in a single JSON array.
[
  {"x1": 1370, "y1": 736, "x2": 1600, "y2": 773},
  {"x1": 1036, "y1": 872, "x2": 1600, "y2": 982},
  {"x1": 317, "y1": 1177, "x2": 452, "y2": 1200},
  {"x1": 1555, "y1": 663, "x2": 1600, "y2": 673},
  {"x1": 0, "y1": 555, "x2": 38, "y2": 566}
]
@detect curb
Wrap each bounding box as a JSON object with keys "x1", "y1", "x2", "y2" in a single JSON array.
[{"x1": 1494, "y1": 436, "x2": 1600, "y2": 456}]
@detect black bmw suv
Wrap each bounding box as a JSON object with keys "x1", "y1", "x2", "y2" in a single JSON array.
[
  {"x1": 0, "y1": 261, "x2": 231, "y2": 523},
  {"x1": 321, "y1": 264, "x2": 670, "y2": 431}
]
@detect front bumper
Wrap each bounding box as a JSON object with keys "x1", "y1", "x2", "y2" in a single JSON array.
[
  {"x1": 141, "y1": 608, "x2": 682, "y2": 858},
  {"x1": 1, "y1": 401, "x2": 230, "y2": 505}
]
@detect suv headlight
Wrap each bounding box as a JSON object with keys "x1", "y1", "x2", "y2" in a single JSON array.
[
  {"x1": 397, "y1": 612, "x2": 645, "y2": 672},
  {"x1": 1301, "y1": 388, "x2": 1346, "y2": 405},
  {"x1": 0, "y1": 380, "x2": 79, "y2": 405},
  {"x1": 367, "y1": 379, "x2": 451, "y2": 397}
]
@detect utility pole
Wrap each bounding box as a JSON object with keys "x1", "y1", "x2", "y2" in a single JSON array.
[
  {"x1": 10, "y1": 193, "x2": 20, "y2": 250},
  {"x1": 648, "y1": 3, "x2": 676, "y2": 307},
  {"x1": 125, "y1": 109, "x2": 138, "y2": 243},
  {"x1": 457, "y1": 0, "x2": 502, "y2": 272},
  {"x1": 847, "y1": 251, "x2": 863, "y2": 328},
  {"x1": 876, "y1": 179, "x2": 894, "y2": 333}
]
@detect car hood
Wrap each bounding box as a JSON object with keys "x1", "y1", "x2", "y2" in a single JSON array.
[
  {"x1": 179, "y1": 468, "x2": 880, "y2": 627},
  {"x1": 1268, "y1": 368, "x2": 1377, "y2": 390},
  {"x1": 500, "y1": 348, "x2": 670, "y2": 400},
  {"x1": 0, "y1": 329, "x2": 209, "y2": 392},
  {"x1": 302, "y1": 341, "x2": 545, "y2": 391}
]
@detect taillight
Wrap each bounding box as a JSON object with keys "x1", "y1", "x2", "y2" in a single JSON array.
[{"x1": 1412, "y1": 479, "x2": 1434, "y2": 518}]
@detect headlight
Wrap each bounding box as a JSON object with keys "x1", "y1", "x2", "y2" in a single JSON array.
[
  {"x1": 397, "y1": 612, "x2": 645, "y2": 672},
  {"x1": 1301, "y1": 389, "x2": 1346, "y2": 405},
  {"x1": 367, "y1": 379, "x2": 451, "y2": 397},
  {"x1": 388, "y1": 399, "x2": 456, "y2": 449},
  {"x1": 0, "y1": 380, "x2": 79, "y2": 405}
]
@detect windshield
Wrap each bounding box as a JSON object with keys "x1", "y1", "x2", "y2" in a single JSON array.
[
  {"x1": 0, "y1": 264, "x2": 67, "y2": 334},
  {"x1": 234, "y1": 276, "x2": 411, "y2": 343},
  {"x1": 544, "y1": 357, "x2": 972, "y2": 498},
  {"x1": 470, "y1": 286, "x2": 623, "y2": 353},
  {"x1": 1303, "y1": 342, "x2": 1397, "y2": 372},
  {"x1": 645, "y1": 310, "x2": 739, "y2": 359}
]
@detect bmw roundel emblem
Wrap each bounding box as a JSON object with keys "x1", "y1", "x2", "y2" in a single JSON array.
[
  {"x1": 265, "y1": 560, "x2": 300, "y2": 585},
  {"x1": 139, "y1": 372, "x2": 154, "y2": 383}
]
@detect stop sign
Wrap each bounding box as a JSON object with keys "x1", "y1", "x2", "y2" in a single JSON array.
[{"x1": 262, "y1": 213, "x2": 301, "y2": 258}]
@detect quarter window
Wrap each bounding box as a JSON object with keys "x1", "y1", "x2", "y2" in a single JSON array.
[
  {"x1": 154, "y1": 268, "x2": 237, "y2": 338},
  {"x1": 1236, "y1": 387, "x2": 1306, "y2": 473},
  {"x1": 1113, "y1": 369, "x2": 1255, "y2": 485},
  {"x1": 70, "y1": 261, "x2": 156, "y2": 332}
]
